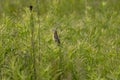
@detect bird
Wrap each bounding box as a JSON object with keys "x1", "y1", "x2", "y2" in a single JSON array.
[
  {"x1": 29, "y1": 5, "x2": 33, "y2": 11},
  {"x1": 53, "y1": 29, "x2": 60, "y2": 44}
]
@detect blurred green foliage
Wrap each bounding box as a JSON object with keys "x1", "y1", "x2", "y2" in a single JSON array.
[{"x1": 0, "y1": 0, "x2": 120, "y2": 80}]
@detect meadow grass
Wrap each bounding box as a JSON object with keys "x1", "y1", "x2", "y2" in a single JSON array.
[{"x1": 0, "y1": 0, "x2": 120, "y2": 80}]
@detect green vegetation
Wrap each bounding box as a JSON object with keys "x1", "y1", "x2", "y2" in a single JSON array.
[{"x1": 0, "y1": 0, "x2": 120, "y2": 80}]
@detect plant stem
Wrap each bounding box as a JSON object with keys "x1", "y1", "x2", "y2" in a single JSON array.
[{"x1": 29, "y1": 5, "x2": 36, "y2": 80}]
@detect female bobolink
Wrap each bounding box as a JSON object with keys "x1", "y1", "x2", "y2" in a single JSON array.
[{"x1": 53, "y1": 29, "x2": 60, "y2": 44}]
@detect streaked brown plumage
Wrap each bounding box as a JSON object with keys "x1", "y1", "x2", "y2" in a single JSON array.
[{"x1": 53, "y1": 30, "x2": 60, "y2": 44}]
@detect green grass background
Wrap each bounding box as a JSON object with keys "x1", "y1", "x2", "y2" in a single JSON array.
[{"x1": 0, "y1": 0, "x2": 120, "y2": 80}]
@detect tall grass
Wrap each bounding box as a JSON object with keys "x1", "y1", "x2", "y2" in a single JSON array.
[{"x1": 0, "y1": 0, "x2": 120, "y2": 80}]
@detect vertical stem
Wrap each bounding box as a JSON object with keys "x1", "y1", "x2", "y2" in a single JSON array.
[
  {"x1": 53, "y1": 29, "x2": 63, "y2": 80},
  {"x1": 36, "y1": 0, "x2": 41, "y2": 63},
  {"x1": 1, "y1": 15, "x2": 6, "y2": 79},
  {"x1": 0, "y1": 21, "x2": 2, "y2": 80},
  {"x1": 36, "y1": 0, "x2": 41, "y2": 79},
  {"x1": 29, "y1": 5, "x2": 36, "y2": 80},
  {"x1": 58, "y1": 45, "x2": 63, "y2": 80}
]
